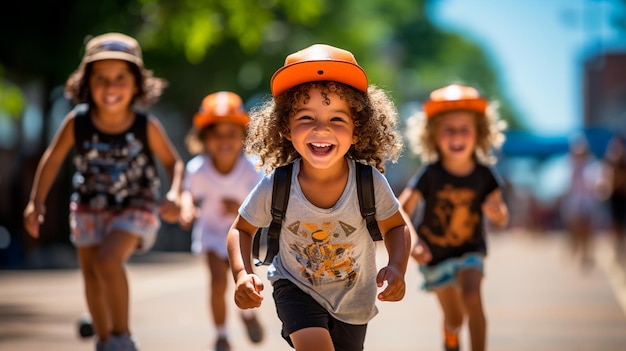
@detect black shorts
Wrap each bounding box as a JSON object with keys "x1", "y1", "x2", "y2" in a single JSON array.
[{"x1": 272, "y1": 279, "x2": 368, "y2": 351}]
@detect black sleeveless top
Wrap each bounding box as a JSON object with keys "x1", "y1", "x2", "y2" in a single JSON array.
[{"x1": 71, "y1": 109, "x2": 160, "y2": 212}]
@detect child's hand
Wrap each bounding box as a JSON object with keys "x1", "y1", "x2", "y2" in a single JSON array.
[
  {"x1": 482, "y1": 192, "x2": 508, "y2": 228},
  {"x1": 178, "y1": 204, "x2": 197, "y2": 230},
  {"x1": 376, "y1": 264, "x2": 406, "y2": 302},
  {"x1": 411, "y1": 241, "x2": 432, "y2": 265},
  {"x1": 23, "y1": 202, "x2": 45, "y2": 238},
  {"x1": 222, "y1": 197, "x2": 240, "y2": 216},
  {"x1": 234, "y1": 273, "x2": 265, "y2": 309},
  {"x1": 159, "y1": 192, "x2": 180, "y2": 224}
]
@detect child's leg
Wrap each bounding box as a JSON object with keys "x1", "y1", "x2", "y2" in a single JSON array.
[
  {"x1": 94, "y1": 229, "x2": 140, "y2": 335},
  {"x1": 290, "y1": 327, "x2": 334, "y2": 351},
  {"x1": 206, "y1": 252, "x2": 229, "y2": 331},
  {"x1": 77, "y1": 246, "x2": 111, "y2": 341},
  {"x1": 457, "y1": 268, "x2": 485, "y2": 351},
  {"x1": 434, "y1": 285, "x2": 465, "y2": 337}
]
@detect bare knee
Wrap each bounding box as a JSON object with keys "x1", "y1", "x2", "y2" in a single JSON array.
[
  {"x1": 461, "y1": 287, "x2": 483, "y2": 314},
  {"x1": 94, "y1": 252, "x2": 123, "y2": 278}
]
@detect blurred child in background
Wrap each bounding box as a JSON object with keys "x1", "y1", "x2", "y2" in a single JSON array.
[
  {"x1": 179, "y1": 92, "x2": 264, "y2": 351},
  {"x1": 398, "y1": 84, "x2": 509, "y2": 351},
  {"x1": 23, "y1": 32, "x2": 183, "y2": 351}
]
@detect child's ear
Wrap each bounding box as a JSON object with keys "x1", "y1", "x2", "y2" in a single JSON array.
[
  {"x1": 352, "y1": 135, "x2": 359, "y2": 144},
  {"x1": 282, "y1": 130, "x2": 292, "y2": 141}
]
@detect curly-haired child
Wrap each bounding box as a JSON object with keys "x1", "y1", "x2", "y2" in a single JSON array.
[
  {"x1": 398, "y1": 84, "x2": 509, "y2": 351},
  {"x1": 226, "y1": 44, "x2": 411, "y2": 351},
  {"x1": 23, "y1": 33, "x2": 183, "y2": 351}
]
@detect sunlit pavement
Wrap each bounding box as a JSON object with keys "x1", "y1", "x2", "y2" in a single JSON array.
[{"x1": 1, "y1": 230, "x2": 626, "y2": 351}]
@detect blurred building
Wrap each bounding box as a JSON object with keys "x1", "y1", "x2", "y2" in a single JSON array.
[{"x1": 583, "y1": 51, "x2": 626, "y2": 134}]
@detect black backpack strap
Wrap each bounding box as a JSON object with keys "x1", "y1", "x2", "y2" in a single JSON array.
[
  {"x1": 355, "y1": 162, "x2": 383, "y2": 241},
  {"x1": 252, "y1": 163, "x2": 293, "y2": 266}
]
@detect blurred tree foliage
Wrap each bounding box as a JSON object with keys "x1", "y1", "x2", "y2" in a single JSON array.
[{"x1": 0, "y1": 0, "x2": 520, "y2": 129}]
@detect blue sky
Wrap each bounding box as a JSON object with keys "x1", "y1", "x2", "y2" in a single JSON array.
[{"x1": 429, "y1": 0, "x2": 624, "y2": 136}]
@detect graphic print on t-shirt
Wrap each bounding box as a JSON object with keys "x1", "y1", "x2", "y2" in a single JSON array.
[
  {"x1": 420, "y1": 184, "x2": 479, "y2": 247},
  {"x1": 287, "y1": 220, "x2": 358, "y2": 288},
  {"x1": 73, "y1": 131, "x2": 159, "y2": 210}
]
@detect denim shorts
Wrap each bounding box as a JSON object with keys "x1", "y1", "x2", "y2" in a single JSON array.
[
  {"x1": 419, "y1": 253, "x2": 484, "y2": 291},
  {"x1": 272, "y1": 279, "x2": 368, "y2": 351},
  {"x1": 69, "y1": 208, "x2": 160, "y2": 253}
]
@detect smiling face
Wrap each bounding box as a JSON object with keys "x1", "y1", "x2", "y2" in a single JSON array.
[
  {"x1": 203, "y1": 122, "x2": 246, "y2": 164},
  {"x1": 434, "y1": 111, "x2": 477, "y2": 164},
  {"x1": 285, "y1": 87, "x2": 357, "y2": 171},
  {"x1": 88, "y1": 59, "x2": 138, "y2": 115}
]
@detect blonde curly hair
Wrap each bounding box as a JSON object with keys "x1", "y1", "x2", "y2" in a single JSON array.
[
  {"x1": 246, "y1": 81, "x2": 403, "y2": 174},
  {"x1": 405, "y1": 101, "x2": 506, "y2": 165}
]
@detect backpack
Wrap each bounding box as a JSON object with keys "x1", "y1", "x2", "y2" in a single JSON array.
[{"x1": 252, "y1": 161, "x2": 382, "y2": 266}]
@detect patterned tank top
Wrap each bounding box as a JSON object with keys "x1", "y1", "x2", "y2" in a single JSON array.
[{"x1": 71, "y1": 108, "x2": 160, "y2": 212}]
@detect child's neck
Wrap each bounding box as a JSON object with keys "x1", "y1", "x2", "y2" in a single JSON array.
[
  {"x1": 440, "y1": 157, "x2": 476, "y2": 177},
  {"x1": 212, "y1": 155, "x2": 239, "y2": 175},
  {"x1": 91, "y1": 109, "x2": 134, "y2": 134},
  {"x1": 298, "y1": 158, "x2": 349, "y2": 209}
]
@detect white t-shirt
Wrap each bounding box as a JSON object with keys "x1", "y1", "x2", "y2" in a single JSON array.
[
  {"x1": 184, "y1": 154, "x2": 262, "y2": 258},
  {"x1": 239, "y1": 158, "x2": 400, "y2": 324}
]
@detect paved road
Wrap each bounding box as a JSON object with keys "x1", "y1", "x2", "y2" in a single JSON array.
[{"x1": 1, "y1": 231, "x2": 626, "y2": 351}]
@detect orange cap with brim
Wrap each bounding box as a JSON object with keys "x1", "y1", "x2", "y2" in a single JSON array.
[
  {"x1": 423, "y1": 84, "x2": 488, "y2": 119},
  {"x1": 193, "y1": 91, "x2": 250, "y2": 129},
  {"x1": 270, "y1": 44, "x2": 368, "y2": 97}
]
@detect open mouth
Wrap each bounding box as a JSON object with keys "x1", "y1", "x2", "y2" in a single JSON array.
[
  {"x1": 104, "y1": 95, "x2": 122, "y2": 104},
  {"x1": 449, "y1": 143, "x2": 466, "y2": 152},
  {"x1": 309, "y1": 142, "x2": 334, "y2": 154}
]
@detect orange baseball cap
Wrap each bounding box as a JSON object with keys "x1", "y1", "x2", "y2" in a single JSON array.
[
  {"x1": 193, "y1": 91, "x2": 250, "y2": 129},
  {"x1": 423, "y1": 84, "x2": 488, "y2": 118},
  {"x1": 81, "y1": 32, "x2": 143, "y2": 68},
  {"x1": 270, "y1": 44, "x2": 368, "y2": 97}
]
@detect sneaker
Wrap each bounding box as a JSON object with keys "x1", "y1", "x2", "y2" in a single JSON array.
[
  {"x1": 95, "y1": 339, "x2": 107, "y2": 351},
  {"x1": 214, "y1": 337, "x2": 231, "y2": 351},
  {"x1": 107, "y1": 333, "x2": 138, "y2": 351},
  {"x1": 444, "y1": 329, "x2": 459, "y2": 351},
  {"x1": 242, "y1": 314, "x2": 264, "y2": 343}
]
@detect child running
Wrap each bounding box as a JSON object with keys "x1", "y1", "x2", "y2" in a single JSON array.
[
  {"x1": 226, "y1": 44, "x2": 411, "y2": 351},
  {"x1": 23, "y1": 32, "x2": 184, "y2": 351},
  {"x1": 179, "y1": 91, "x2": 264, "y2": 351},
  {"x1": 398, "y1": 84, "x2": 509, "y2": 351}
]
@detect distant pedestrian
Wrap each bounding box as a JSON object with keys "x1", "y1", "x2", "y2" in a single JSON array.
[
  {"x1": 560, "y1": 134, "x2": 601, "y2": 270},
  {"x1": 23, "y1": 32, "x2": 184, "y2": 351},
  {"x1": 179, "y1": 91, "x2": 264, "y2": 351},
  {"x1": 600, "y1": 135, "x2": 626, "y2": 262},
  {"x1": 398, "y1": 84, "x2": 509, "y2": 351},
  {"x1": 227, "y1": 44, "x2": 411, "y2": 351}
]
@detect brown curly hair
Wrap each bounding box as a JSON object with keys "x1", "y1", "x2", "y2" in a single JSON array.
[
  {"x1": 405, "y1": 102, "x2": 506, "y2": 165},
  {"x1": 246, "y1": 81, "x2": 403, "y2": 174},
  {"x1": 64, "y1": 61, "x2": 167, "y2": 109}
]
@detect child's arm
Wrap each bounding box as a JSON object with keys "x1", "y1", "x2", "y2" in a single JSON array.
[
  {"x1": 397, "y1": 187, "x2": 432, "y2": 264},
  {"x1": 375, "y1": 211, "x2": 410, "y2": 302},
  {"x1": 23, "y1": 115, "x2": 75, "y2": 238},
  {"x1": 227, "y1": 215, "x2": 264, "y2": 309},
  {"x1": 482, "y1": 189, "x2": 509, "y2": 228},
  {"x1": 178, "y1": 190, "x2": 196, "y2": 230},
  {"x1": 147, "y1": 116, "x2": 184, "y2": 223}
]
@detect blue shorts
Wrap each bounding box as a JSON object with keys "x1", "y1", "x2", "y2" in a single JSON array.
[
  {"x1": 69, "y1": 208, "x2": 160, "y2": 253},
  {"x1": 272, "y1": 279, "x2": 367, "y2": 350},
  {"x1": 419, "y1": 253, "x2": 484, "y2": 291}
]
